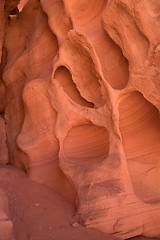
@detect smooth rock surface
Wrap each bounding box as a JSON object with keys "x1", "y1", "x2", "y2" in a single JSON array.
[
  {"x1": 0, "y1": 0, "x2": 160, "y2": 239},
  {"x1": 0, "y1": 187, "x2": 14, "y2": 240},
  {"x1": 0, "y1": 165, "x2": 116, "y2": 240}
]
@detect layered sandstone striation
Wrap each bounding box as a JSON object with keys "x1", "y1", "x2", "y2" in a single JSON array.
[{"x1": 0, "y1": 0, "x2": 160, "y2": 239}]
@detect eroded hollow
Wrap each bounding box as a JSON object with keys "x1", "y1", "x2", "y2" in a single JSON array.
[
  {"x1": 63, "y1": 123, "x2": 109, "y2": 164},
  {"x1": 93, "y1": 32, "x2": 129, "y2": 90},
  {"x1": 119, "y1": 91, "x2": 160, "y2": 203},
  {"x1": 66, "y1": 0, "x2": 107, "y2": 29},
  {"x1": 66, "y1": 0, "x2": 129, "y2": 90},
  {"x1": 54, "y1": 66, "x2": 94, "y2": 108}
]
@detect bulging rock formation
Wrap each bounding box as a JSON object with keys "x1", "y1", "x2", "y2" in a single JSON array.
[{"x1": 0, "y1": 0, "x2": 160, "y2": 239}]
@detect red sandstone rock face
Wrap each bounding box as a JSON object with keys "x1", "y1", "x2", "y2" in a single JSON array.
[
  {"x1": 0, "y1": 188, "x2": 14, "y2": 240},
  {"x1": 1, "y1": 0, "x2": 160, "y2": 239}
]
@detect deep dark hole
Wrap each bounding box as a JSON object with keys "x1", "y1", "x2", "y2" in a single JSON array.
[{"x1": 9, "y1": 7, "x2": 19, "y2": 16}]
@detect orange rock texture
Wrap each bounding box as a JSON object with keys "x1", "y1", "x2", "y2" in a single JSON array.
[{"x1": 0, "y1": 0, "x2": 160, "y2": 239}]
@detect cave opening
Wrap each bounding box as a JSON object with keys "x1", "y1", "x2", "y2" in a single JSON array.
[
  {"x1": 54, "y1": 66, "x2": 94, "y2": 108},
  {"x1": 63, "y1": 123, "x2": 109, "y2": 164}
]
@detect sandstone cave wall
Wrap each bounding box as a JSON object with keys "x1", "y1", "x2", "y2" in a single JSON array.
[{"x1": 0, "y1": 0, "x2": 160, "y2": 239}]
